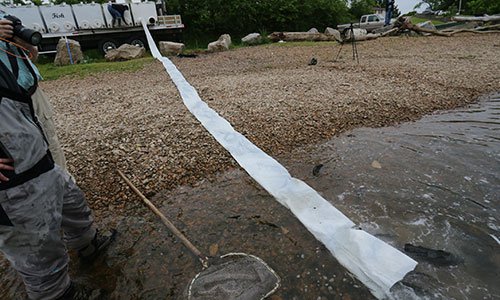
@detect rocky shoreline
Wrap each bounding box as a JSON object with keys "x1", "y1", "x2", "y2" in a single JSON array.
[{"x1": 41, "y1": 33, "x2": 499, "y2": 220}]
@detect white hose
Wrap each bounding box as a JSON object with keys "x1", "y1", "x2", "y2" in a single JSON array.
[{"x1": 141, "y1": 20, "x2": 417, "y2": 299}]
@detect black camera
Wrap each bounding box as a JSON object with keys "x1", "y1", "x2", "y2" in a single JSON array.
[{"x1": 4, "y1": 15, "x2": 42, "y2": 46}]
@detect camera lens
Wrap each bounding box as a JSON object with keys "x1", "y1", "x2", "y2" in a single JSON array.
[
  {"x1": 18, "y1": 28, "x2": 42, "y2": 45},
  {"x1": 5, "y1": 15, "x2": 42, "y2": 45}
]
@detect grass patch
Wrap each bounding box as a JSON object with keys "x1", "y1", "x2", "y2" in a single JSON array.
[
  {"x1": 411, "y1": 17, "x2": 446, "y2": 25},
  {"x1": 36, "y1": 56, "x2": 155, "y2": 81}
]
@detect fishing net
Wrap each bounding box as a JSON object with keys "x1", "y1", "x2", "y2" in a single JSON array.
[{"x1": 187, "y1": 253, "x2": 280, "y2": 300}]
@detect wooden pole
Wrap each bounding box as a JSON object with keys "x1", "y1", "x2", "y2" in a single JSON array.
[{"x1": 117, "y1": 170, "x2": 209, "y2": 268}]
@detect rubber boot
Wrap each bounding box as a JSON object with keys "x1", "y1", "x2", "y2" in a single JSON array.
[
  {"x1": 78, "y1": 229, "x2": 117, "y2": 264},
  {"x1": 57, "y1": 282, "x2": 103, "y2": 300}
]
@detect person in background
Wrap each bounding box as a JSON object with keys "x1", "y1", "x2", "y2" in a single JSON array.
[
  {"x1": 107, "y1": 2, "x2": 129, "y2": 27},
  {"x1": 0, "y1": 13, "x2": 116, "y2": 300},
  {"x1": 385, "y1": 0, "x2": 395, "y2": 26}
]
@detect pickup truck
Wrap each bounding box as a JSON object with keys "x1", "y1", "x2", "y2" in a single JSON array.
[{"x1": 337, "y1": 14, "x2": 389, "y2": 33}]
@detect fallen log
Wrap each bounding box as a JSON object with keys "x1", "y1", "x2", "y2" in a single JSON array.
[
  {"x1": 345, "y1": 33, "x2": 381, "y2": 42},
  {"x1": 268, "y1": 32, "x2": 340, "y2": 42},
  {"x1": 380, "y1": 27, "x2": 399, "y2": 37},
  {"x1": 452, "y1": 15, "x2": 500, "y2": 22},
  {"x1": 449, "y1": 29, "x2": 500, "y2": 35},
  {"x1": 446, "y1": 24, "x2": 500, "y2": 35}
]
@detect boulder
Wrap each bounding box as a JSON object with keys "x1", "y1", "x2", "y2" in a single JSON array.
[
  {"x1": 324, "y1": 27, "x2": 342, "y2": 42},
  {"x1": 307, "y1": 28, "x2": 319, "y2": 33},
  {"x1": 207, "y1": 34, "x2": 232, "y2": 52},
  {"x1": 417, "y1": 20, "x2": 437, "y2": 31},
  {"x1": 159, "y1": 41, "x2": 185, "y2": 56},
  {"x1": 241, "y1": 33, "x2": 262, "y2": 45},
  {"x1": 105, "y1": 44, "x2": 145, "y2": 61},
  {"x1": 54, "y1": 38, "x2": 83, "y2": 66}
]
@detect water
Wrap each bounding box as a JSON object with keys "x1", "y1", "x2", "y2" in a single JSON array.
[
  {"x1": 282, "y1": 93, "x2": 499, "y2": 299},
  {"x1": 0, "y1": 94, "x2": 498, "y2": 299}
]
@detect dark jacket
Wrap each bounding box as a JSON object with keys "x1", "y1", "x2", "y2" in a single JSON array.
[{"x1": 111, "y1": 4, "x2": 129, "y2": 16}]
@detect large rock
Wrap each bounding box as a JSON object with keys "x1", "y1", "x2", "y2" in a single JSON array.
[
  {"x1": 241, "y1": 33, "x2": 262, "y2": 45},
  {"x1": 417, "y1": 20, "x2": 437, "y2": 31},
  {"x1": 207, "y1": 34, "x2": 232, "y2": 52},
  {"x1": 159, "y1": 41, "x2": 185, "y2": 56},
  {"x1": 54, "y1": 38, "x2": 83, "y2": 66},
  {"x1": 324, "y1": 27, "x2": 342, "y2": 42},
  {"x1": 105, "y1": 44, "x2": 145, "y2": 61},
  {"x1": 307, "y1": 28, "x2": 319, "y2": 33}
]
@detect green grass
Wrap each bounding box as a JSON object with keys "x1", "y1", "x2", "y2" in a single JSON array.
[
  {"x1": 410, "y1": 17, "x2": 446, "y2": 25},
  {"x1": 36, "y1": 56, "x2": 155, "y2": 81}
]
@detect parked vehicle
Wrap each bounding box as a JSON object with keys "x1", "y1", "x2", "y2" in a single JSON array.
[
  {"x1": 1, "y1": 1, "x2": 184, "y2": 54},
  {"x1": 337, "y1": 14, "x2": 391, "y2": 33}
]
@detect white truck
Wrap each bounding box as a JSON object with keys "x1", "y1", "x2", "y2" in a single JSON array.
[
  {"x1": 338, "y1": 14, "x2": 389, "y2": 33},
  {"x1": 1, "y1": 1, "x2": 183, "y2": 54}
]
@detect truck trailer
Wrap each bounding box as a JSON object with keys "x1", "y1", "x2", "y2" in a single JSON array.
[{"x1": 0, "y1": 1, "x2": 183, "y2": 54}]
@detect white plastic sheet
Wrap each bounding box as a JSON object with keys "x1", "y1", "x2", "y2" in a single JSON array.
[{"x1": 141, "y1": 22, "x2": 417, "y2": 298}]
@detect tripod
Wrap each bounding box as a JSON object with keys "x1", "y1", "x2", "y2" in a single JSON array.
[{"x1": 335, "y1": 23, "x2": 359, "y2": 64}]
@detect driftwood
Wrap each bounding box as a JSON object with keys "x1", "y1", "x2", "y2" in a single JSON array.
[
  {"x1": 394, "y1": 16, "x2": 451, "y2": 37},
  {"x1": 347, "y1": 33, "x2": 381, "y2": 41},
  {"x1": 445, "y1": 24, "x2": 500, "y2": 35},
  {"x1": 449, "y1": 29, "x2": 499, "y2": 35},
  {"x1": 380, "y1": 27, "x2": 399, "y2": 37},
  {"x1": 452, "y1": 15, "x2": 500, "y2": 22},
  {"x1": 268, "y1": 32, "x2": 340, "y2": 42}
]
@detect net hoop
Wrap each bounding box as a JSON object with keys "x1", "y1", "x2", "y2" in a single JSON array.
[{"x1": 187, "y1": 252, "x2": 281, "y2": 300}]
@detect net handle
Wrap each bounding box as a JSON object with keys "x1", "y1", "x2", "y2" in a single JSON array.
[{"x1": 118, "y1": 170, "x2": 209, "y2": 267}]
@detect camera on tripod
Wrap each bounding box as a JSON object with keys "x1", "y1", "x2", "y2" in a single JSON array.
[{"x1": 3, "y1": 15, "x2": 42, "y2": 46}]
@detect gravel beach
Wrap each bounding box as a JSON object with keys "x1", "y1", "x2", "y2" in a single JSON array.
[{"x1": 40, "y1": 33, "x2": 500, "y2": 219}]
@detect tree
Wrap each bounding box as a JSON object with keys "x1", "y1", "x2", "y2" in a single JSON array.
[
  {"x1": 416, "y1": 0, "x2": 500, "y2": 14},
  {"x1": 467, "y1": 0, "x2": 500, "y2": 14},
  {"x1": 349, "y1": 0, "x2": 377, "y2": 20},
  {"x1": 168, "y1": 0, "x2": 351, "y2": 37}
]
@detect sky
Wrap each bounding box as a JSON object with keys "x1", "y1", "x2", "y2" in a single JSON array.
[{"x1": 396, "y1": 0, "x2": 428, "y2": 14}]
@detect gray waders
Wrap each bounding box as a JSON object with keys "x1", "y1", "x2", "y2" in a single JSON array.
[{"x1": 0, "y1": 62, "x2": 96, "y2": 299}]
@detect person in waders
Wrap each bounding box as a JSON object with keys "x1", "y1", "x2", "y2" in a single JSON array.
[{"x1": 0, "y1": 12, "x2": 116, "y2": 300}]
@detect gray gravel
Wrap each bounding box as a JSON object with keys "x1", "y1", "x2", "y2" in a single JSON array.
[{"x1": 41, "y1": 33, "x2": 500, "y2": 218}]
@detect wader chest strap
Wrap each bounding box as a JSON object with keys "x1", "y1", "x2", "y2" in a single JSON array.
[{"x1": 0, "y1": 153, "x2": 54, "y2": 191}]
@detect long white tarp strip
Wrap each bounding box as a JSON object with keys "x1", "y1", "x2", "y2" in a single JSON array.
[{"x1": 141, "y1": 22, "x2": 417, "y2": 299}]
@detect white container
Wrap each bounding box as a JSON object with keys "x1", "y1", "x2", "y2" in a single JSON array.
[
  {"x1": 102, "y1": 2, "x2": 133, "y2": 28},
  {"x1": 39, "y1": 4, "x2": 77, "y2": 33},
  {"x1": 2, "y1": 5, "x2": 47, "y2": 33},
  {"x1": 71, "y1": 3, "x2": 106, "y2": 29},
  {"x1": 129, "y1": 1, "x2": 157, "y2": 26}
]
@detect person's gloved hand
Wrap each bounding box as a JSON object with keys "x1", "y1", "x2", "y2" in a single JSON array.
[
  {"x1": 0, "y1": 19, "x2": 14, "y2": 40},
  {"x1": 0, "y1": 158, "x2": 14, "y2": 182}
]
